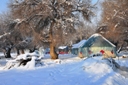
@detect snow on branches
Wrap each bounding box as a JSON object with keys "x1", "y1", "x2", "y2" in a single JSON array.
[{"x1": 4, "y1": 50, "x2": 43, "y2": 69}]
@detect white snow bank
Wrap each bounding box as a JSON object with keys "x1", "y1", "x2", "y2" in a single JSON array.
[
  {"x1": 116, "y1": 58, "x2": 128, "y2": 67},
  {"x1": 25, "y1": 56, "x2": 36, "y2": 69},
  {"x1": 0, "y1": 54, "x2": 128, "y2": 85},
  {"x1": 3, "y1": 51, "x2": 41, "y2": 69},
  {"x1": 82, "y1": 57, "x2": 128, "y2": 85},
  {"x1": 83, "y1": 58, "x2": 112, "y2": 75}
]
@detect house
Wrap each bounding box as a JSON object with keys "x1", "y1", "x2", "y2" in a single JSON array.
[
  {"x1": 71, "y1": 40, "x2": 86, "y2": 56},
  {"x1": 58, "y1": 46, "x2": 69, "y2": 54},
  {"x1": 79, "y1": 33, "x2": 117, "y2": 58}
]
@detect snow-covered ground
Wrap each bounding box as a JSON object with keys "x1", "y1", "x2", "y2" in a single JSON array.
[{"x1": 0, "y1": 53, "x2": 128, "y2": 85}]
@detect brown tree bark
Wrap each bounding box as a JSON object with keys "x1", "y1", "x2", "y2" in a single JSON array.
[
  {"x1": 21, "y1": 49, "x2": 25, "y2": 54},
  {"x1": 49, "y1": 21, "x2": 58, "y2": 59},
  {"x1": 50, "y1": 42, "x2": 58, "y2": 59}
]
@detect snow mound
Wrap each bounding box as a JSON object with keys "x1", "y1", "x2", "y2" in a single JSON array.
[
  {"x1": 83, "y1": 57, "x2": 112, "y2": 75},
  {"x1": 82, "y1": 57, "x2": 128, "y2": 84},
  {"x1": 0, "y1": 54, "x2": 128, "y2": 85},
  {"x1": 3, "y1": 51, "x2": 41, "y2": 69},
  {"x1": 25, "y1": 56, "x2": 36, "y2": 69},
  {"x1": 16, "y1": 51, "x2": 39, "y2": 61}
]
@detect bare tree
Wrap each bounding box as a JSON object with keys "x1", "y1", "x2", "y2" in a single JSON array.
[
  {"x1": 76, "y1": 21, "x2": 95, "y2": 41},
  {"x1": 0, "y1": 12, "x2": 14, "y2": 58},
  {"x1": 0, "y1": 12, "x2": 35, "y2": 58},
  {"x1": 9, "y1": 0, "x2": 95, "y2": 59},
  {"x1": 98, "y1": 0, "x2": 128, "y2": 50}
]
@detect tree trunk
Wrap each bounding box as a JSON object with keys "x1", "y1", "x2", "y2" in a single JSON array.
[
  {"x1": 29, "y1": 49, "x2": 34, "y2": 53},
  {"x1": 16, "y1": 48, "x2": 20, "y2": 56},
  {"x1": 29, "y1": 47, "x2": 36, "y2": 53},
  {"x1": 21, "y1": 49, "x2": 25, "y2": 54},
  {"x1": 49, "y1": 21, "x2": 58, "y2": 59},
  {"x1": 5, "y1": 48, "x2": 11, "y2": 58},
  {"x1": 50, "y1": 42, "x2": 58, "y2": 59}
]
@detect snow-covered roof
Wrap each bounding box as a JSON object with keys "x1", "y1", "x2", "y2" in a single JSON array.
[
  {"x1": 72, "y1": 40, "x2": 86, "y2": 49},
  {"x1": 58, "y1": 46, "x2": 67, "y2": 49},
  {"x1": 90, "y1": 33, "x2": 100, "y2": 38},
  {"x1": 89, "y1": 33, "x2": 116, "y2": 47}
]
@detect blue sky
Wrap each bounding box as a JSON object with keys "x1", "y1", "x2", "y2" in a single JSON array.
[
  {"x1": 0, "y1": 0, "x2": 9, "y2": 13},
  {"x1": 92, "y1": 0, "x2": 99, "y2": 4}
]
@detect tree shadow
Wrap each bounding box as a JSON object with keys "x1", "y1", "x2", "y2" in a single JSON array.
[{"x1": 117, "y1": 66, "x2": 128, "y2": 78}]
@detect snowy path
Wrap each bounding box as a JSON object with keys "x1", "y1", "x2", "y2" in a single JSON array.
[
  {"x1": 0, "y1": 61, "x2": 87, "y2": 85},
  {"x1": 0, "y1": 57, "x2": 128, "y2": 85}
]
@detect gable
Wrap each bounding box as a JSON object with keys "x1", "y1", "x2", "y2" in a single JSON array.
[{"x1": 82, "y1": 33, "x2": 116, "y2": 47}]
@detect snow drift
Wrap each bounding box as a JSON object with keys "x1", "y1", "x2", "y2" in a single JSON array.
[{"x1": 0, "y1": 55, "x2": 128, "y2": 85}]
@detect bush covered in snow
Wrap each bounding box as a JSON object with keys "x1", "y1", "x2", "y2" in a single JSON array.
[{"x1": 4, "y1": 50, "x2": 43, "y2": 69}]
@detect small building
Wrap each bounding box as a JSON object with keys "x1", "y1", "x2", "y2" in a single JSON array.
[
  {"x1": 80, "y1": 33, "x2": 117, "y2": 58},
  {"x1": 58, "y1": 46, "x2": 69, "y2": 54},
  {"x1": 71, "y1": 40, "x2": 86, "y2": 56}
]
